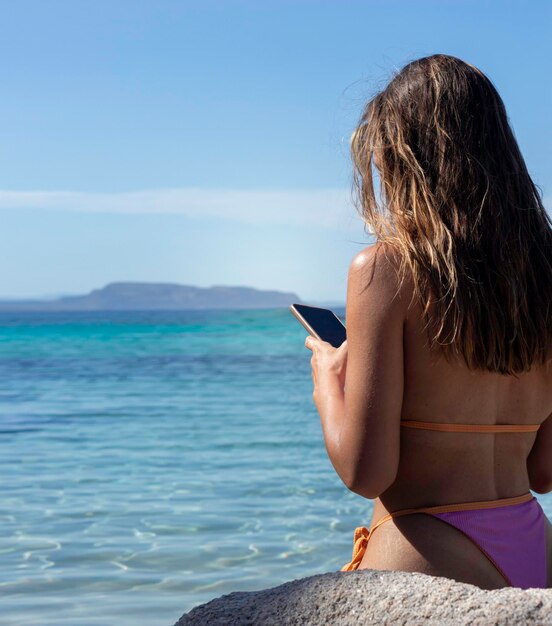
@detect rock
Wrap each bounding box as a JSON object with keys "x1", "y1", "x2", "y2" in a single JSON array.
[{"x1": 174, "y1": 569, "x2": 552, "y2": 625}]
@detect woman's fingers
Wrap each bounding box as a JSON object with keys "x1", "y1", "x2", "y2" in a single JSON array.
[{"x1": 305, "y1": 336, "x2": 334, "y2": 351}]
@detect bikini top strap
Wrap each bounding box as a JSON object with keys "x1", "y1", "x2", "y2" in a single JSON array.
[{"x1": 400, "y1": 420, "x2": 541, "y2": 433}]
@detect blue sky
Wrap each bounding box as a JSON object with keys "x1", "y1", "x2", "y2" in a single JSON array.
[{"x1": 1, "y1": 0, "x2": 550, "y2": 301}]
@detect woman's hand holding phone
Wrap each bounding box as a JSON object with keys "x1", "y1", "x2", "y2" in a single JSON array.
[
  {"x1": 304, "y1": 335, "x2": 348, "y2": 400},
  {"x1": 304, "y1": 336, "x2": 348, "y2": 458},
  {"x1": 290, "y1": 303, "x2": 348, "y2": 416}
]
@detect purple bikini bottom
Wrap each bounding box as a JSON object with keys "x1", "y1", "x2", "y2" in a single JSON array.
[
  {"x1": 434, "y1": 497, "x2": 547, "y2": 588},
  {"x1": 342, "y1": 494, "x2": 548, "y2": 588}
]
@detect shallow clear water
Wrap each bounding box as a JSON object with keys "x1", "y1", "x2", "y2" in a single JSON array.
[
  {"x1": 1, "y1": 309, "x2": 550, "y2": 626},
  {"x1": 0, "y1": 309, "x2": 369, "y2": 625}
]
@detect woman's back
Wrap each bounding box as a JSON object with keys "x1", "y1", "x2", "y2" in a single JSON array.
[
  {"x1": 383, "y1": 286, "x2": 552, "y2": 511},
  {"x1": 350, "y1": 257, "x2": 552, "y2": 588}
]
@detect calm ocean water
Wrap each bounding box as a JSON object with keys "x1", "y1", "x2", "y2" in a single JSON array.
[
  {"x1": 1, "y1": 309, "x2": 551, "y2": 626},
  {"x1": 0, "y1": 308, "x2": 363, "y2": 626}
]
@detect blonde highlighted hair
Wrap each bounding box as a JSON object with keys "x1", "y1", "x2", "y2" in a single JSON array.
[{"x1": 351, "y1": 54, "x2": 552, "y2": 374}]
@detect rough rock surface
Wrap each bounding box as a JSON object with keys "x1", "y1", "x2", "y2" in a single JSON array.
[{"x1": 175, "y1": 569, "x2": 552, "y2": 625}]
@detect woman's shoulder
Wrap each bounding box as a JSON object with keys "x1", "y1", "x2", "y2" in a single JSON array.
[
  {"x1": 349, "y1": 241, "x2": 400, "y2": 280},
  {"x1": 348, "y1": 241, "x2": 413, "y2": 310}
]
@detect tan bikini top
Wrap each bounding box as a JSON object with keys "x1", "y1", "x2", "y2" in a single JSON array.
[{"x1": 400, "y1": 420, "x2": 541, "y2": 433}]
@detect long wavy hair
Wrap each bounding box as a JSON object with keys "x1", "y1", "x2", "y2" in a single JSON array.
[{"x1": 351, "y1": 54, "x2": 552, "y2": 375}]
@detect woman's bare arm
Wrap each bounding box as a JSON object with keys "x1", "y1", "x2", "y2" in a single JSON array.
[
  {"x1": 527, "y1": 411, "x2": 552, "y2": 494},
  {"x1": 339, "y1": 242, "x2": 407, "y2": 499}
]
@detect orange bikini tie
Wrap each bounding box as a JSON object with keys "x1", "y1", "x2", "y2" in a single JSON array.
[{"x1": 399, "y1": 420, "x2": 541, "y2": 433}]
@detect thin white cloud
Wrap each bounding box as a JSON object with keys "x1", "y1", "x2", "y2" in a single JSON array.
[
  {"x1": 0, "y1": 188, "x2": 358, "y2": 228},
  {"x1": 1, "y1": 188, "x2": 546, "y2": 229}
]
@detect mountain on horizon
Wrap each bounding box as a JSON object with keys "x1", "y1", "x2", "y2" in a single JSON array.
[{"x1": 0, "y1": 282, "x2": 304, "y2": 311}]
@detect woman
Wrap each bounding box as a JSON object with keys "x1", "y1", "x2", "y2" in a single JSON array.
[{"x1": 305, "y1": 54, "x2": 552, "y2": 589}]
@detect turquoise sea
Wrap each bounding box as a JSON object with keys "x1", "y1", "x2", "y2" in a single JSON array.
[
  {"x1": 2, "y1": 309, "x2": 551, "y2": 626},
  {"x1": 0, "y1": 308, "x2": 365, "y2": 626}
]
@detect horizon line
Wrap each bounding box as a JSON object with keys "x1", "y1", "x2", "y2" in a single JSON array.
[{"x1": 0, "y1": 280, "x2": 343, "y2": 304}]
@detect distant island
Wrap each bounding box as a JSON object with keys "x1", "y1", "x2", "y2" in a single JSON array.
[{"x1": 0, "y1": 282, "x2": 305, "y2": 311}]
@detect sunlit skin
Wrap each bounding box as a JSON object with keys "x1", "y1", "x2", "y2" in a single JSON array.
[{"x1": 305, "y1": 241, "x2": 552, "y2": 589}]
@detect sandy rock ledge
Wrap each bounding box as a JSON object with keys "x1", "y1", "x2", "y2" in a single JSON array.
[{"x1": 175, "y1": 569, "x2": 552, "y2": 626}]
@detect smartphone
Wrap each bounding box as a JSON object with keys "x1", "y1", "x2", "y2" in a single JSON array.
[{"x1": 290, "y1": 303, "x2": 346, "y2": 348}]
